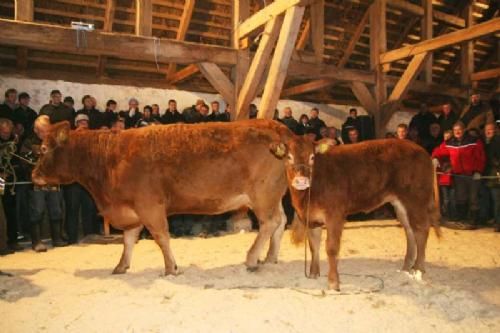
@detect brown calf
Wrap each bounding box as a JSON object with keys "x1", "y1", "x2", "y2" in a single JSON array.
[{"x1": 270, "y1": 137, "x2": 440, "y2": 290}]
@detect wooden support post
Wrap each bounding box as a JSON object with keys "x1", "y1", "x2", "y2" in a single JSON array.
[
  {"x1": 98, "y1": 0, "x2": 115, "y2": 77},
  {"x1": 258, "y1": 5, "x2": 305, "y2": 119},
  {"x1": 167, "y1": 0, "x2": 195, "y2": 79},
  {"x1": 14, "y1": 0, "x2": 33, "y2": 21},
  {"x1": 350, "y1": 81, "x2": 377, "y2": 114},
  {"x1": 135, "y1": 0, "x2": 152, "y2": 37},
  {"x1": 338, "y1": 7, "x2": 369, "y2": 68},
  {"x1": 421, "y1": 0, "x2": 433, "y2": 84},
  {"x1": 14, "y1": 0, "x2": 33, "y2": 71},
  {"x1": 232, "y1": 0, "x2": 250, "y2": 120},
  {"x1": 236, "y1": 16, "x2": 283, "y2": 119},
  {"x1": 295, "y1": 19, "x2": 310, "y2": 51},
  {"x1": 370, "y1": 0, "x2": 387, "y2": 137},
  {"x1": 310, "y1": 0, "x2": 324, "y2": 61},
  {"x1": 198, "y1": 62, "x2": 235, "y2": 108},
  {"x1": 388, "y1": 53, "x2": 430, "y2": 103},
  {"x1": 169, "y1": 64, "x2": 199, "y2": 84},
  {"x1": 461, "y1": 2, "x2": 474, "y2": 87},
  {"x1": 237, "y1": 0, "x2": 307, "y2": 39}
]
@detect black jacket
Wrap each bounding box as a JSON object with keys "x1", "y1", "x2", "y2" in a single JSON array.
[
  {"x1": 280, "y1": 116, "x2": 299, "y2": 134},
  {"x1": 76, "y1": 108, "x2": 108, "y2": 129},
  {"x1": 39, "y1": 103, "x2": 75, "y2": 127},
  {"x1": 438, "y1": 111, "x2": 459, "y2": 132},
  {"x1": 409, "y1": 111, "x2": 438, "y2": 140},
  {"x1": 308, "y1": 117, "x2": 326, "y2": 139},
  {"x1": 161, "y1": 110, "x2": 184, "y2": 124},
  {"x1": 209, "y1": 112, "x2": 231, "y2": 122},
  {"x1": 484, "y1": 134, "x2": 500, "y2": 188},
  {"x1": 0, "y1": 102, "x2": 18, "y2": 123},
  {"x1": 14, "y1": 105, "x2": 37, "y2": 138},
  {"x1": 118, "y1": 109, "x2": 142, "y2": 129}
]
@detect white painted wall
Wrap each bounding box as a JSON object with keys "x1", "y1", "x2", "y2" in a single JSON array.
[{"x1": 0, "y1": 74, "x2": 411, "y2": 133}]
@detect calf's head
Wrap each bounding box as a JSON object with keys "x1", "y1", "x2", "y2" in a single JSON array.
[
  {"x1": 32, "y1": 121, "x2": 74, "y2": 185},
  {"x1": 270, "y1": 136, "x2": 334, "y2": 191}
]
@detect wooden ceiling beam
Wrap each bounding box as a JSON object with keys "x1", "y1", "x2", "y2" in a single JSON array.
[
  {"x1": 237, "y1": 0, "x2": 310, "y2": 40},
  {"x1": 386, "y1": 0, "x2": 465, "y2": 28},
  {"x1": 167, "y1": 0, "x2": 195, "y2": 80},
  {"x1": 380, "y1": 17, "x2": 500, "y2": 65},
  {"x1": 288, "y1": 61, "x2": 376, "y2": 84},
  {"x1": 281, "y1": 78, "x2": 336, "y2": 98},
  {"x1": 0, "y1": 19, "x2": 237, "y2": 65},
  {"x1": 337, "y1": 6, "x2": 369, "y2": 68},
  {"x1": 168, "y1": 64, "x2": 200, "y2": 84},
  {"x1": 471, "y1": 67, "x2": 500, "y2": 81}
]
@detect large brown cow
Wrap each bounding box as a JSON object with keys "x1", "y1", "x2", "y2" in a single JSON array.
[
  {"x1": 270, "y1": 137, "x2": 440, "y2": 290},
  {"x1": 32, "y1": 119, "x2": 293, "y2": 274}
]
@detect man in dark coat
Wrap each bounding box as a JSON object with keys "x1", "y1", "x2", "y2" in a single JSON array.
[
  {"x1": 280, "y1": 107, "x2": 299, "y2": 134},
  {"x1": 118, "y1": 98, "x2": 142, "y2": 129},
  {"x1": 409, "y1": 103, "x2": 438, "y2": 142},
  {"x1": 39, "y1": 90, "x2": 74, "y2": 127},
  {"x1": 76, "y1": 95, "x2": 107, "y2": 130},
  {"x1": 438, "y1": 102, "x2": 459, "y2": 132},
  {"x1": 161, "y1": 99, "x2": 184, "y2": 124},
  {"x1": 308, "y1": 107, "x2": 326, "y2": 140},
  {"x1": 0, "y1": 88, "x2": 18, "y2": 122}
]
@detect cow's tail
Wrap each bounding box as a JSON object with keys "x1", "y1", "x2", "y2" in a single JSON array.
[
  {"x1": 290, "y1": 217, "x2": 306, "y2": 245},
  {"x1": 431, "y1": 164, "x2": 443, "y2": 239}
]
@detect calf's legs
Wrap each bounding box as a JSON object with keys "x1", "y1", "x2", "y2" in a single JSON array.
[
  {"x1": 324, "y1": 215, "x2": 344, "y2": 291},
  {"x1": 307, "y1": 227, "x2": 322, "y2": 278}
]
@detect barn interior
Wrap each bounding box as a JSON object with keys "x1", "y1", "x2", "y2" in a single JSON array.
[
  {"x1": 0, "y1": 1, "x2": 499, "y2": 332},
  {"x1": 0, "y1": 0, "x2": 498, "y2": 134}
]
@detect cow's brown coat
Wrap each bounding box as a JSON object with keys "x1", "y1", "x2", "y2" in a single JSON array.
[{"x1": 33, "y1": 120, "x2": 293, "y2": 274}]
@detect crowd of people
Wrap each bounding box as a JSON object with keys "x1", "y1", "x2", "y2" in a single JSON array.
[{"x1": 0, "y1": 87, "x2": 498, "y2": 255}]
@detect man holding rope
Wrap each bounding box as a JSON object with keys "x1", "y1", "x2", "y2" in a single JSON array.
[{"x1": 432, "y1": 121, "x2": 486, "y2": 229}]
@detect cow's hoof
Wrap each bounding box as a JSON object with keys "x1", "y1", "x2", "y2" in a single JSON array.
[
  {"x1": 257, "y1": 259, "x2": 265, "y2": 265},
  {"x1": 328, "y1": 281, "x2": 340, "y2": 291},
  {"x1": 308, "y1": 272, "x2": 320, "y2": 279},
  {"x1": 246, "y1": 266, "x2": 259, "y2": 273},
  {"x1": 112, "y1": 266, "x2": 128, "y2": 274},
  {"x1": 165, "y1": 266, "x2": 179, "y2": 276},
  {"x1": 264, "y1": 257, "x2": 278, "y2": 264}
]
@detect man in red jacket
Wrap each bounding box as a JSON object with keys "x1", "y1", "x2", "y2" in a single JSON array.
[{"x1": 432, "y1": 121, "x2": 486, "y2": 228}]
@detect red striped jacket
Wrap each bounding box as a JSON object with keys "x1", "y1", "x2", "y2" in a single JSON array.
[{"x1": 432, "y1": 135, "x2": 486, "y2": 176}]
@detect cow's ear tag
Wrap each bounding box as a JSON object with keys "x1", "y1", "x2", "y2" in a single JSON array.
[
  {"x1": 316, "y1": 143, "x2": 330, "y2": 154},
  {"x1": 275, "y1": 143, "x2": 286, "y2": 157}
]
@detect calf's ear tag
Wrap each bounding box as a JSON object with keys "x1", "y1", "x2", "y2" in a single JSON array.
[{"x1": 316, "y1": 143, "x2": 330, "y2": 154}]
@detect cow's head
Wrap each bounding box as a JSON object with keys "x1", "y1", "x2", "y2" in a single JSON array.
[
  {"x1": 270, "y1": 135, "x2": 335, "y2": 191},
  {"x1": 32, "y1": 121, "x2": 74, "y2": 185}
]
